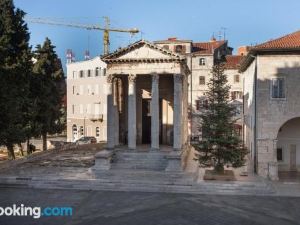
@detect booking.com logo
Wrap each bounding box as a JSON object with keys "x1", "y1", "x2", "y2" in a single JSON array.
[{"x1": 0, "y1": 204, "x2": 72, "y2": 219}]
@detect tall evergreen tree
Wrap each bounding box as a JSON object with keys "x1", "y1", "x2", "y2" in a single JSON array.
[
  {"x1": 193, "y1": 62, "x2": 247, "y2": 173},
  {"x1": 32, "y1": 38, "x2": 65, "y2": 151},
  {"x1": 0, "y1": 0, "x2": 33, "y2": 159}
]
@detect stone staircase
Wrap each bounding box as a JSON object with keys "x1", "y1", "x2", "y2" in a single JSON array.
[
  {"x1": 110, "y1": 151, "x2": 169, "y2": 171},
  {"x1": 0, "y1": 149, "x2": 276, "y2": 196}
]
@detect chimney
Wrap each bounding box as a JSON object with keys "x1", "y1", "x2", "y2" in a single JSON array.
[
  {"x1": 237, "y1": 46, "x2": 250, "y2": 56},
  {"x1": 84, "y1": 50, "x2": 90, "y2": 60},
  {"x1": 167, "y1": 37, "x2": 177, "y2": 41},
  {"x1": 210, "y1": 34, "x2": 216, "y2": 42},
  {"x1": 66, "y1": 49, "x2": 75, "y2": 64}
]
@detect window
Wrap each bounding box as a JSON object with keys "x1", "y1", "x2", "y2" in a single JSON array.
[
  {"x1": 175, "y1": 45, "x2": 183, "y2": 53},
  {"x1": 79, "y1": 104, "x2": 83, "y2": 114},
  {"x1": 196, "y1": 100, "x2": 201, "y2": 111},
  {"x1": 72, "y1": 71, "x2": 77, "y2": 79},
  {"x1": 96, "y1": 127, "x2": 100, "y2": 137},
  {"x1": 86, "y1": 104, "x2": 91, "y2": 114},
  {"x1": 277, "y1": 148, "x2": 283, "y2": 161},
  {"x1": 79, "y1": 70, "x2": 84, "y2": 78},
  {"x1": 95, "y1": 67, "x2": 99, "y2": 76},
  {"x1": 72, "y1": 125, "x2": 77, "y2": 140},
  {"x1": 94, "y1": 103, "x2": 100, "y2": 115},
  {"x1": 79, "y1": 85, "x2": 84, "y2": 95},
  {"x1": 80, "y1": 126, "x2": 84, "y2": 136},
  {"x1": 162, "y1": 45, "x2": 169, "y2": 50},
  {"x1": 231, "y1": 91, "x2": 243, "y2": 100},
  {"x1": 101, "y1": 68, "x2": 106, "y2": 76},
  {"x1": 195, "y1": 99, "x2": 208, "y2": 111},
  {"x1": 272, "y1": 78, "x2": 285, "y2": 99},
  {"x1": 87, "y1": 85, "x2": 91, "y2": 95},
  {"x1": 199, "y1": 58, "x2": 206, "y2": 66},
  {"x1": 95, "y1": 84, "x2": 99, "y2": 95},
  {"x1": 87, "y1": 70, "x2": 91, "y2": 77},
  {"x1": 72, "y1": 105, "x2": 75, "y2": 114},
  {"x1": 199, "y1": 76, "x2": 205, "y2": 85},
  {"x1": 72, "y1": 86, "x2": 75, "y2": 94},
  {"x1": 234, "y1": 74, "x2": 240, "y2": 83}
]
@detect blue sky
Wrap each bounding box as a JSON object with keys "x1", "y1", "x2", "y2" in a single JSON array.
[{"x1": 15, "y1": 0, "x2": 300, "y2": 71}]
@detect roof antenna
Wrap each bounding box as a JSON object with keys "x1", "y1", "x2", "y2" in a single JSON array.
[
  {"x1": 218, "y1": 30, "x2": 222, "y2": 41},
  {"x1": 140, "y1": 31, "x2": 144, "y2": 40},
  {"x1": 221, "y1": 27, "x2": 227, "y2": 40}
]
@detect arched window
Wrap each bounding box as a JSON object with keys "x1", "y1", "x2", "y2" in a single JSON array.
[
  {"x1": 96, "y1": 127, "x2": 100, "y2": 137},
  {"x1": 162, "y1": 45, "x2": 169, "y2": 50},
  {"x1": 175, "y1": 45, "x2": 183, "y2": 53},
  {"x1": 72, "y1": 125, "x2": 77, "y2": 141},
  {"x1": 80, "y1": 126, "x2": 84, "y2": 136}
]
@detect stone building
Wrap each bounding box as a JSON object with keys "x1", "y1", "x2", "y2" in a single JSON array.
[
  {"x1": 66, "y1": 56, "x2": 107, "y2": 142},
  {"x1": 224, "y1": 55, "x2": 245, "y2": 138},
  {"x1": 154, "y1": 37, "x2": 239, "y2": 138},
  {"x1": 241, "y1": 30, "x2": 300, "y2": 180}
]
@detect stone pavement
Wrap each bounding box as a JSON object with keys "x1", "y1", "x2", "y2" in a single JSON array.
[{"x1": 0, "y1": 187, "x2": 299, "y2": 225}]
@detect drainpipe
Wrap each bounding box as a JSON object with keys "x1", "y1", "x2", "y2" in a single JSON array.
[{"x1": 190, "y1": 53, "x2": 193, "y2": 142}]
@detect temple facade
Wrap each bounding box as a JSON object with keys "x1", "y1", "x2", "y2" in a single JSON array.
[{"x1": 101, "y1": 40, "x2": 190, "y2": 152}]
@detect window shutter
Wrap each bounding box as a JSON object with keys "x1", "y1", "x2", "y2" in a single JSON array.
[
  {"x1": 279, "y1": 78, "x2": 285, "y2": 98},
  {"x1": 182, "y1": 45, "x2": 186, "y2": 54}
]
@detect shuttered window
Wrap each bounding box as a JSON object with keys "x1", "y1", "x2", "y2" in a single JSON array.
[
  {"x1": 271, "y1": 78, "x2": 285, "y2": 98},
  {"x1": 199, "y1": 76, "x2": 205, "y2": 85}
]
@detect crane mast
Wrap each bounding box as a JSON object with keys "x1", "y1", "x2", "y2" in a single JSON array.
[{"x1": 26, "y1": 17, "x2": 139, "y2": 55}]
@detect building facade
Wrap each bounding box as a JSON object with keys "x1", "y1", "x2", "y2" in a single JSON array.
[
  {"x1": 241, "y1": 30, "x2": 300, "y2": 180},
  {"x1": 67, "y1": 37, "x2": 244, "y2": 143},
  {"x1": 66, "y1": 56, "x2": 107, "y2": 142},
  {"x1": 154, "y1": 38, "x2": 243, "y2": 138}
]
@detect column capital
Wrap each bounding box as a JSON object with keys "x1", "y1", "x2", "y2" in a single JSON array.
[
  {"x1": 106, "y1": 74, "x2": 114, "y2": 83},
  {"x1": 128, "y1": 74, "x2": 137, "y2": 83},
  {"x1": 151, "y1": 73, "x2": 159, "y2": 82},
  {"x1": 173, "y1": 73, "x2": 183, "y2": 82}
]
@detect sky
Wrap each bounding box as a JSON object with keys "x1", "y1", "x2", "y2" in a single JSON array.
[{"x1": 14, "y1": 0, "x2": 300, "y2": 71}]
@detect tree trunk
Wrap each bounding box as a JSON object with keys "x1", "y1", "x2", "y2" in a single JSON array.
[
  {"x1": 42, "y1": 133, "x2": 47, "y2": 151},
  {"x1": 18, "y1": 143, "x2": 24, "y2": 156},
  {"x1": 26, "y1": 138, "x2": 30, "y2": 155},
  {"x1": 214, "y1": 162, "x2": 224, "y2": 174},
  {"x1": 7, "y1": 144, "x2": 15, "y2": 160}
]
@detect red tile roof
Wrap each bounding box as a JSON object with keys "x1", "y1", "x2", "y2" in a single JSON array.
[
  {"x1": 192, "y1": 40, "x2": 225, "y2": 54},
  {"x1": 224, "y1": 55, "x2": 244, "y2": 69},
  {"x1": 253, "y1": 30, "x2": 300, "y2": 50},
  {"x1": 239, "y1": 30, "x2": 300, "y2": 72}
]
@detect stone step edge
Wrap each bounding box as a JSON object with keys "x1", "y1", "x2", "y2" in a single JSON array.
[{"x1": 0, "y1": 179, "x2": 276, "y2": 196}]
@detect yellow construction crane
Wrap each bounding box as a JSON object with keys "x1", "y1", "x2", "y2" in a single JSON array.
[{"x1": 26, "y1": 16, "x2": 139, "y2": 55}]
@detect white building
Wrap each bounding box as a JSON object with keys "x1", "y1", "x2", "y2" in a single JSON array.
[{"x1": 66, "y1": 56, "x2": 107, "y2": 142}]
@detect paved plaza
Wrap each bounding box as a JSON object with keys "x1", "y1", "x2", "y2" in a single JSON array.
[{"x1": 0, "y1": 187, "x2": 299, "y2": 225}]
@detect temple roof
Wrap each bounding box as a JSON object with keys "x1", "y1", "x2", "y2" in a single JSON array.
[{"x1": 102, "y1": 39, "x2": 186, "y2": 63}]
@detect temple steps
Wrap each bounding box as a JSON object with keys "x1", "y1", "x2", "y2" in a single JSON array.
[
  {"x1": 110, "y1": 151, "x2": 169, "y2": 171},
  {"x1": 0, "y1": 176, "x2": 275, "y2": 196}
]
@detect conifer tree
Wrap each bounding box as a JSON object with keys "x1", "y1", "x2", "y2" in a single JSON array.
[
  {"x1": 0, "y1": 0, "x2": 33, "y2": 159},
  {"x1": 32, "y1": 38, "x2": 65, "y2": 151},
  {"x1": 193, "y1": 62, "x2": 247, "y2": 173}
]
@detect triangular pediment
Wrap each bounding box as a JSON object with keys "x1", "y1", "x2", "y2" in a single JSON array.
[{"x1": 102, "y1": 40, "x2": 184, "y2": 62}]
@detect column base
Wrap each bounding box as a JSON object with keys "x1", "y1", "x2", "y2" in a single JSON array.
[
  {"x1": 165, "y1": 151, "x2": 182, "y2": 172},
  {"x1": 92, "y1": 149, "x2": 114, "y2": 170}
]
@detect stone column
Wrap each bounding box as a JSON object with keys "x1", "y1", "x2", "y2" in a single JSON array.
[
  {"x1": 151, "y1": 73, "x2": 159, "y2": 150},
  {"x1": 114, "y1": 78, "x2": 119, "y2": 146},
  {"x1": 173, "y1": 74, "x2": 183, "y2": 150},
  {"x1": 128, "y1": 74, "x2": 137, "y2": 149},
  {"x1": 106, "y1": 74, "x2": 115, "y2": 149}
]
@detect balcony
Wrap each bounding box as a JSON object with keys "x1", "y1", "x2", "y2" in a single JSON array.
[{"x1": 88, "y1": 114, "x2": 104, "y2": 122}]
